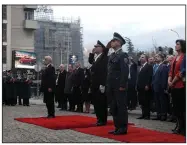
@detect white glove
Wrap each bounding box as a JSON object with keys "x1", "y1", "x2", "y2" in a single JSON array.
[
  {"x1": 99, "y1": 85, "x2": 105, "y2": 93},
  {"x1": 88, "y1": 88, "x2": 91, "y2": 93}
]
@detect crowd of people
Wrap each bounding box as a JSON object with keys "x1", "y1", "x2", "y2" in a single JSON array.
[
  {"x1": 3, "y1": 32, "x2": 186, "y2": 136},
  {"x1": 3, "y1": 70, "x2": 32, "y2": 106}
]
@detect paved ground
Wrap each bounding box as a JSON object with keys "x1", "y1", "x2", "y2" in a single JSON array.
[{"x1": 3, "y1": 98, "x2": 176, "y2": 143}]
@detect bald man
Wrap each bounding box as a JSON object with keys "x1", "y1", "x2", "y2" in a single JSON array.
[{"x1": 42, "y1": 56, "x2": 56, "y2": 118}]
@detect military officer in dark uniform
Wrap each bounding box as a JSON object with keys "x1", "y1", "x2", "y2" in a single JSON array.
[
  {"x1": 5, "y1": 70, "x2": 16, "y2": 106},
  {"x1": 107, "y1": 32, "x2": 129, "y2": 135},
  {"x1": 15, "y1": 71, "x2": 23, "y2": 105},
  {"x1": 22, "y1": 71, "x2": 32, "y2": 106},
  {"x1": 89, "y1": 40, "x2": 108, "y2": 126},
  {"x1": 3, "y1": 71, "x2": 7, "y2": 105}
]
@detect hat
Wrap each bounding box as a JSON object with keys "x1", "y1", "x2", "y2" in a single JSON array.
[
  {"x1": 94, "y1": 40, "x2": 106, "y2": 49},
  {"x1": 111, "y1": 32, "x2": 126, "y2": 45},
  {"x1": 7, "y1": 70, "x2": 12, "y2": 73}
]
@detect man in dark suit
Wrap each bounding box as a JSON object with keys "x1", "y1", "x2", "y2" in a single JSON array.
[
  {"x1": 72, "y1": 62, "x2": 84, "y2": 112},
  {"x1": 56, "y1": 64, "x2": 67, "y2": 110},
  {"x1": 41, "y1": 56, "x2": 56, "y2": 118},
  {"x1": 152, "y1": 53, "x2": 169, "y2": 121},
  {"x1": 127, "y1": 57, "x2": 138, "y2": 110},
  {"x1": 107, "y1": 32, "x2": 129, "y2": 135},
  {"x1": 137, "y1": 54, "x2": 153, "y2": 120},
  {"x1": 89, "y1": 40, "x2": 108, "y2": 126}
]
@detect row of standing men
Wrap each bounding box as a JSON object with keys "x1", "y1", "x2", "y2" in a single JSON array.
[
  {"x1": 40, "y1": 32, "x2": 131, "y2": 135},
  {"x1": 40, "y1": 33, "x2": 186, "y2": 136},
  {"x1": 3, "y1": 70, "x2": 32, "y2": 106}
]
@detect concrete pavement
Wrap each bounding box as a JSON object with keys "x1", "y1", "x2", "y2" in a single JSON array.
[{"x1": 3, "y1": 99, "x2": 176, "y2": 143}]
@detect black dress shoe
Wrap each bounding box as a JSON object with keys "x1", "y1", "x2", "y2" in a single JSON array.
[
  {"x1": 108, "y1": 129, "x2": 118, "y2": 134},
  {"x1": 152, "y1": 117, "x2": 161, "y2": 120},
  {"x1": 160, "y1": 116, "x2": 167, "y2": 121},
  {"x1": 144, "y1": 116, "x2": 150, "y2": 120},
  {"x1": 97, "y1": 122, "x2": 107, "y2": 126},
  {"x1": 172, "y1": 129, "x2": 181, "y2": 134},
  {"x1": 137, "y1": 116, "x2": 144, "y2": 119},
  {"x1": 47, "y1": 116, "x2": 55, "y2": 118},
  {"x1": 113, "y1": 129, "x2": 127, "y2": 135}
]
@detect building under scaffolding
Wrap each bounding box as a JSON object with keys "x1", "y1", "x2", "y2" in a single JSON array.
[{"x1": 34, "y1": 6, "x2": 84, "y2": 69}]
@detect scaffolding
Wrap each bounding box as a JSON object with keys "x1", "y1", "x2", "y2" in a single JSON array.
[{"x1": 34, "y1": 5, "x2": 84, "y2": 69}]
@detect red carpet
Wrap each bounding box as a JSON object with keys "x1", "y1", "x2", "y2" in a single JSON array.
[
  {"x1": 74, "y1": 125, "x2": 186, "y2": 143},
  {"x1": 15, "y1": 115, "x2": 134, "y2": 130}
]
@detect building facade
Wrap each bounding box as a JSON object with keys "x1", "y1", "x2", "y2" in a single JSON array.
[
  {"x1": 34, "y1": 17, "x2": 84, "y2": 68},
  {"x1": 2, "y1": 5, "x2": 38, "y2": 70}
]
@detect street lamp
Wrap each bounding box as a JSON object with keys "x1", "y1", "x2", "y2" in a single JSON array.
[
  {"x1": 169, "y1": 29, "x2": 180, "y2": 38},
  {"x1": 66, "y1": 31, "x2": 71, "y2": 71}
]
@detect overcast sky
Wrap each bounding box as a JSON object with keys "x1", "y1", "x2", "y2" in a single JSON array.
[{"x1": 51, "y1": 5, "x2": 185, "y2": 52}]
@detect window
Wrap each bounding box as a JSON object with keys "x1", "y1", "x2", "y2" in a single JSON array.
[
  {"x1": 2, "y1": 5, "x2": 7, "y2": 20},
  {"x1": 2, "y1": 45, "x2": 6, "y2": 63},
  {"x1": 64, "y1": 24, "x2": 70, "y2": 28},
  {"x1": 2, "y1": 24, "x2": 7, "y2": 42},
  {"x1": 25, "y1": 11, "x2": 34, "y2": 20},
  {"x1": 65, "y1": 42, "x2": 68, "y2": 46}
]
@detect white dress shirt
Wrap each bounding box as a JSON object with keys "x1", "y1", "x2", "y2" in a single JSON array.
[
  {"x1": 128, "y1": 64, "x2": 131, "y2": 79},
  {"x1": 94, "y1": 53, "x2": 102, "y2": 62},
  {"x1": 140, "y1": 62, "x2": 147, "y2": 71}
]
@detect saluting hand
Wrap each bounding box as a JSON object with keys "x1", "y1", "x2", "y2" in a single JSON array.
[
  {"x1": 92, "y1": 48, "x2": 96, "y2": 53},
  {"x1": 106, "y1": 41, "x2": 112, "y2": 49}
]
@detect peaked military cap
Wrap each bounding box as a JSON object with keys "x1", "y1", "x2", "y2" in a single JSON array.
[
  {"x1": 111, "y1": 32, "x2": 126, "y2": 45},
  {"x1": 94, "y1": 40, "x2": 106, "y2": 49}
]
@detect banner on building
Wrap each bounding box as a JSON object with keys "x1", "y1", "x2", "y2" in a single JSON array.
[
  {"x1": 12, "y1": 50, "x2": 36, "y2": 69},
  {"x1": 69, "y1": 55, "x2": 78, "y2": 64}
]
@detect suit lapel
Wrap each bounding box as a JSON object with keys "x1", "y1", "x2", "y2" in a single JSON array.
[{"x1": 109, "y1": 52, "x2": 116, "y2": 62}]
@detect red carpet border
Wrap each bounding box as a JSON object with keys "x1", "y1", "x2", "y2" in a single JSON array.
[
  {"x1": 15, "y1": 115, "x2": 185, "y2": 143},
  {"x1": 74, "y1": 125, "x2": 186, "y2": 143}
]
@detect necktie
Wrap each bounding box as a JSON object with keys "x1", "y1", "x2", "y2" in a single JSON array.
[
  {"x1": 128, "y1": 65, "x2": 131, "y2": 79},
  {"x1": 153, "y1": 64, "x2": 159, "y2": 75},
  {"x1": 56, "y1": 73, "x2": 59, "y2": 85}
]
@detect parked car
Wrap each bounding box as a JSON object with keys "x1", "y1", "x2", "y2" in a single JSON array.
[{"x1": 19, "y1": 57, "x2": 36, "y2": 65}]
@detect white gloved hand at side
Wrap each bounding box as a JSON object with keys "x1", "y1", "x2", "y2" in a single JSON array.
[{"x1": 99, "y1": 85, "x2": 105, "y2": 93}]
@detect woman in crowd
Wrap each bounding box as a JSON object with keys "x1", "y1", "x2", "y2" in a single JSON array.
[{"x1": 168, "y1": 39, "x2": 186, "y2": 136}]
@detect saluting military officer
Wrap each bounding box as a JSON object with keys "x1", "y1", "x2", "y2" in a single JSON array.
[{"x1": 107, "y1": 32, "x2": 129, "y2": 135}]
